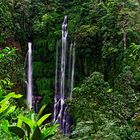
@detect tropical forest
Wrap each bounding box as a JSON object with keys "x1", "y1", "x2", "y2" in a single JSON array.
[{"x1": 0, "y1": 0, "x2": 140, "y2": 139}]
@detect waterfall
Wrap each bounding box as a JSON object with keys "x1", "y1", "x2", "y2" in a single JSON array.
[
  {"x1": 70, "y1": 42, "x2": 76, "y2": 99},
  {"x1": 53, "y1": 40, "x2": 59, "y2": 122},
  {"x1": 54, "y1": 15, "x2": 68, "y2": 124},
  {"x1": 67, "y1": 42, "x2": 76, "y2": 99},
  {"x1": 33, "y1": 95, "x2": 42, "y2": 113},
  {"x1": 53, "y1": 16, "x2": 76, "y2": 134},
  {"x1": 59, "y1": 15, "x2": 68, "y2": 125},
  {"x1": 27, "y1": 42, "x2": 33, "y2": 110},
  {"x1": 67, "y1": 43, "x2": 72, "y2": 98}
]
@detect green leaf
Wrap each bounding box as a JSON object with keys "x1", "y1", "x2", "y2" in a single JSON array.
[
  {"x1": 7, "y1": 106, "x2": 16, "y2": 114},
  {"x1": 0, "y1": 107, "x2": 10, "y2": 119},
  {"x1": 0, "y1": 87, "x2": 4, "y2": 100},
  {"x1": 24, "y1": 123, "x2": 31, "y2": 139},
  {"x1": 1, "y1": 120, "x2": 9, "y2": 132},
  {"x1": 32, "y1": 126, "x2": 41, "y2": 140},
  {"x1": 41, "y1": 124, "x2": 59, "y2": 140},
  {"x1": 17, "y1": 118, "x2": 23, "y2": 128},
  {"x1": 18, "y1": 115, "x2": 35, "y2": 129},
  {"x1": 37, "y1": 114, "x2": 51, "y2": 126},
  {"x1": 107, "y1": 88, "x2": 113, "y2": 93},
  {"x1": 5, "y1": 92, "x2": 22, "y2": 99},
  {"x1": 0, "y1": 100, "x2": 9, "y2": 113},
  {"x1": 37, "y1": 104, "x2": 47, "y2": 118},
  {"x1": 0, "y1": 79, "x2": 7, "y2": 85},
  {"x1": 9, "y1": 126, "x2": 25, "y2": 139},
  {"x1": 4, "y1": 47, "x2": 10, "y2": 52}
]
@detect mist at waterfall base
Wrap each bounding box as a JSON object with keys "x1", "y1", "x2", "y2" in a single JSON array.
[{"x1": 53, "y1": 16, "x2": 76, "y2": 134}]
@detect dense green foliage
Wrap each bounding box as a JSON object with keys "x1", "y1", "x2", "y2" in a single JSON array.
[
  {"x1": 0, "y1": 0, "x2": 140, "y2": 139},
  {"x1": 70, "y1": 70, "x2": 140, "y2": 139},
  {"x1": 0, "y1": 45, "x2": 58, "y2": 139},
  {"x1": 0, "y1": 83, "x2": 58, "y2": 140}
]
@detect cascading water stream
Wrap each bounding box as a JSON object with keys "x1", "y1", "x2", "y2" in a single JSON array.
[
  {"x1": 62, "y1": 42, "x2": 76, "y2": 134},
  {"x1": 24, "y1": 52, "x2": 28, "y2": 85},
  {"x1": 70, "y1": 42, "x2": 76, "y2": 99},
  {"x1": 55, "y1": 15, "x2": 68, "y2": 124},
  {"x1": 53, "y1": 41, "x2": 59, "y2": 122},
  {"x1": 67, "y1": 43, "x2": 72, "y2": 97},
  {"x1": 59, "y1": 15, "x2": 68, "y2": 125},
  {"x1": 27, "y1": 42, "x2": 33, "y2": 110},
  {"x1": 53, "y1": 16, "x2": 75, "y2": 135},
  {"x1": 67, "y1": 42, "x2": 76, "y2": 99}
]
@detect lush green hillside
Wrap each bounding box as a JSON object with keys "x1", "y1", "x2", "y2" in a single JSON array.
[{"x1": 0, "y1": 0, "x2": 140, "y2": 139}]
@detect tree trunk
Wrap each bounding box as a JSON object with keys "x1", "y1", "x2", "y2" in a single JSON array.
[{"x1": 123, "y1": 32, "x2": 126, "y2": 49}]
